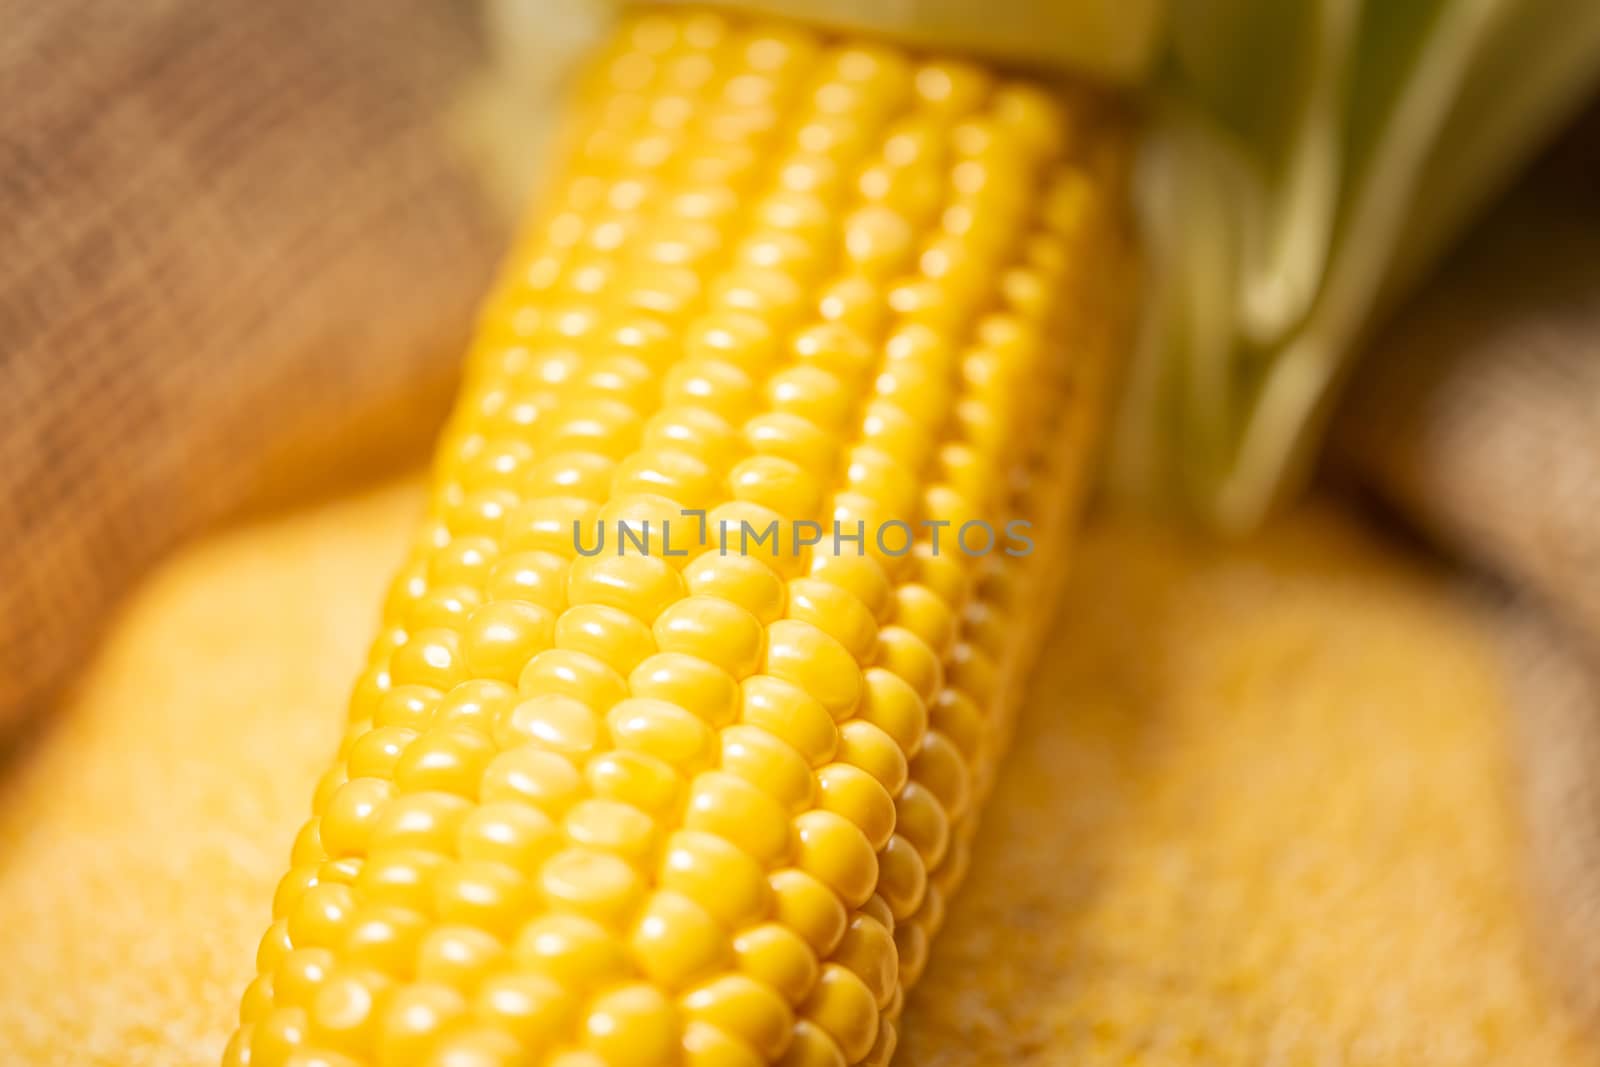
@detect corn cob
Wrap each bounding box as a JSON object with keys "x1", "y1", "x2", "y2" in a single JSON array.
[{"x1": 225, "y1": 8, "x2": 1133, "y2": 1066}]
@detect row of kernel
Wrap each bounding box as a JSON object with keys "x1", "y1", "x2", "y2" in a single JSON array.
[
  {"x1": 888, "y1": 147, "x2": 1128, "y2": 976},
  {"x1": 780, "y1": 61, "x2": 1035, "y2": 1060},
  {"x1": 621, "y1": 40, "x2": 940, "y2": 1067},
  {"x1": 836, "y1": 77, "x2": 1076, "y2": 1013}
]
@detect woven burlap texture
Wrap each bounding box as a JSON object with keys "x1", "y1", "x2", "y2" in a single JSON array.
[
  {"x1": 0, "y1": 0, "x2": 503, "y2": 729},
  {"x1": 1336, "y1": 103, "x2": 1600, "y2": 1029}
]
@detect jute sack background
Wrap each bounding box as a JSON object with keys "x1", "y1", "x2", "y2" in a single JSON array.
[
  {"x1": 1334, "y1": 103, "x2": 1600, "y2": 1027},
  {"x1": 0, "y1": 0, "x2": 505, "y2": 729}
]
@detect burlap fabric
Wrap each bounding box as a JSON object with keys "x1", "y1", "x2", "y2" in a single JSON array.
[
  {"x1": 1336, "y1": 103, "x2": 1600, "y2": 1025},
  {"x1": 0, "y1": 0, "x2": 502, "y2": 729}
]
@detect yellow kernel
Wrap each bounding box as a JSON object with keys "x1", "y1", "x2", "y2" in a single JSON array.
[
  {"x1": 415, "y1": 925, "x2": 506, "y2": 990},
  {"x1": 682, "y1": 974, "x2": 795, "y2": 1060},
  {"x1": 729, "y1": 455, "x2": 822, "y2": 519},
  {"x1": 992, "y1": 81, "x2": 1069, "y2": 160},
  {"x1": 790, "y1": 324, "x2": 875, "y2": 382},
  {"x1": 784, "y1": 579, "x2": 877, "y2": 664},
  {"x1": 403, "y1": 586, "x2": 480, "y2": 633},
  {"x1": 390, "y1": 630, "x2": 466, "y2": 692},
  {"x1": 876, "y1": 832, "x2": 929, "y2": 923},
  {"x1": 682, "y1": 1021, "x2": 764, "y2": 1067},
  {"x1": 241, "y1": 972, "x2": 275, "y2": 1025},
  {"x1": 802, "y1": 964, "x2": 878, "y2": 1062},
  {"x1": 814, "y1": 764, "x2": 896, "y2": 852},
  {"x1": 684, "y1": 770, "x2": 792, "y2": 864},
  {"x1": 911, "y1": 544, "x2": 968, "y2": 608},
  {"x1": 928, "y1": 688, "x2": 984, "y2": 765},
  {"x1": 353, "y1": 851, "x2": 446, "y2": 914},
  {"x1": 257, "y1": 920, "x2": 295, "y2": 974},
  {"x1": 376, "y1": 983, "x2": 467, "y2": 1067},
  {"x1": 524, "y1": 450, "x2": 620, "y2": 502},
  {"x1": 567, "y1": 553, "x2": 687, "y2": 623},
  {"x1": 540, "y1": 847, "x2": 645, "y2": 922},
  {"x1": 857, "y1": 400, "x2": 928, "y2": 471},
  {"x1": 612, "y1": 449, "x2": 720, "y2": 512},
  {"x1": 342, "y1": 907, "x2": 428, "y2": 977},
  {"x1": 660, "y1": 831, "x2": 771, "y2": 929},
  {"x1": 504, "y1": 497, "x2": 601, "y2": 557},
  {"x1": 585, "y1": 749, "x2": 685, "y2": 815},
  {"x1": 732, "y1": 923, "x2": 819, "y2": 1006},
  {"x1": 273, "y1": 946, "x2": 335, "y2": 1010},
  {"x1": 518, "y1": 649, "x2": 629, "y2": 715},
  {"x1": 792, "y1": 810, "x2": 878, "y2": 909},
  {"x1": 896, "y1": 915, "x2": 934, "y2": 991},
  {"x1": 891, "y1": 583, "x2": 955, "y2": 654},
  {"x1": 309, "y1": 967, "x2": 392, "y2": 1058},
  {"x1": 630, "y1": 889, "x2": 732, "y2": 990},
  {"x1": 743, "y1": 413, "x2": 836, "y2": 474},
  {"x1": 653, "y1": 596, "x2": 766, "y2": 679},
  {"x1": 780, "y1": 1019, "x2": 848, "y2": 1067},
  {"x1": 912, "y1": 729, "x2": 973, "y2": 820},
  {"x1": 486, "y1": 551, "x2": 568, "y2": 612},
  {"x1": 480, "y1": 747, "x2": 583, "y2": 814},
  {"x1": 223, "y1": 1027, "x2": 253, "y2": 1067},
  {"x1": 460, "y1": 600, "x2": 556, "y2": 684},
  {"x1": 393, "y1": 729, "x2": 496, "y2": 799},
  {"x1": 629, "y1": 652, "x2": 741, "y2": 728},
  {"x1": 564, "y1": 798, "x2": 659, "y2": 865},
  {"x1": 495, "y1": 693, "x2": 603, "y2": 758},
  {"x1": 644, "y1": 407, "x2": 743, "y2": 467},
  {"x1": 320, "y1": 778, "x2": 396, "y2": 859},
  {"x1": 607, "y1": 697, "x2": 717, "y2": 770},
  {"x1": 737, "y1": 230, "x2": 823, "y2": 280},
  {"x1": 765, "y1": 367, "x2": 851, "y2": 429},
  {"x1": 583, "y1": 983, "x2": 679, "y2": 1067},
  {"x1": 347, "y1": 727, "x2": 417, "y2": 781},
  {"x1": 768, "y1": 868, "x2": 847, "y2": 957},
  {"x1": 251, "y1": 1006, "x2": 309, "y2": 1065},
  {"x1": 458, "y1": 801, "x2": 560, "y2": 874},
  {"x1": 843, "y1": 204, "x2": 914, "y2": 276},
  {"x1": 873, "y1": 625, "x2": 943, "y2": 705},
  {"x1": 434, "y1": 859, "x2": 531, "y2": 939},
  {"x1": 895, "y1": 782, "x2": 951, "y2": 869},
  {"x1": 685, "y1": 311, "x2": 780, "y2": 373},
  {"x1": 368, "y1": 790, "x2": 470, "y2": 855},
  {"x1": 580, "y1": 355, "x2": 657, "y2": 411},
  {"x1": 291, "y1": 883, "x2": 360, "y2": 953},
  {"x1": 459, "y1": 439, "x2": 533, "y2": 494},
  {"x1": 949, "y1": 640, "x2": 999, "y2": 705},
  {"x1": 428, "y1": 536, "x2": 500, "y2": 588},
  {"x1": 816, "y1": 275, "x2": 884, "y2": 338},
  {"x1": 555, "y1": 603, "x2": 658, "y2": 675},
  {"x1": 842, "y1": 446, "x2": 918, "y2": 516},
  {"x1": 858, "y1": 667, "x2": 928, "y2": 757},
  {"x1": 425, "y1": 1025, "x2": 522, "y2": 1066},
  {"x1": 805, "y1": 553, "x2": 892, "y2": 621},
  {"x1": 684, "y1": 552, "x2": 786, "y2": 624},
  {"x1": 719, "y1": 724, "x2": 815, "y2": 813},
  {"x1": 599, "y1": 493, "x2": 705, "y2": 558},
  {"x1": 536, "y1": 401, "x2": 644, "y2": 459},
  {"x1": 664, "y1": 359, "x2": 759, "y2": 423},
  {"x1": 373, "y1": 686, "x2": 439, "y2": 733},
  {"x1": 763, "y1": 620, "x2": 861, "y2": 719},
  {"x1": 473, "y1": 973, "x2": 576, "y2": 1053},
  {"x1": 832, "y1": 914, "x2": 897, "y2": 1008},
  {"x1": 739, "y1": 676, "x2": 838, "y2": 766}
]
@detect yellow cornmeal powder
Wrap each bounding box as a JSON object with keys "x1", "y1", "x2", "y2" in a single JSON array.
[{"x1": 0, "y1": 480, "x2": 1587, "y2": 1064}]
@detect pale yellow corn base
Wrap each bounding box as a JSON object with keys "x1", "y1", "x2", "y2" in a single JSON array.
[{"x1": 0, "y1": 484, "x2": 1590, "y2": 1065}]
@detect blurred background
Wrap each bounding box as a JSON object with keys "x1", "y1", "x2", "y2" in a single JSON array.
[{"x1": 3, "y1": 0, "x2": 1600, "y2": 1063}]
